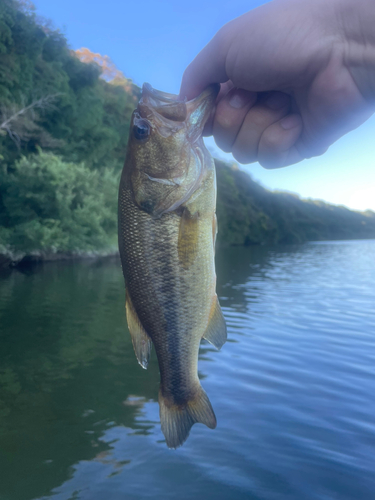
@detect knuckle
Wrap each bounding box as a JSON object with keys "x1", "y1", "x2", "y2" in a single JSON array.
[
  {"x1": 221, "y1": 145, "x2": 234, "y2": 154},
  {"x1": 259, "y1": 156, "x2": 284, "y2": 169},
  {"x1": 297, "y1": 138, "x2": 329, "y2": 159},
  {"x1": 213, "y1": 129, "x2": 234, "y2": 153},
  {"x1": 213, "y1": 22, "x2": 233, "y2": 54},
  {"x1": 307, "y1": 144, "x2": 329, "y2": 158},
  {"x1": 214, "y1": 107, "x2": 238, "y2": 129},
  {"x1": 232, "y1": 146, "x2": 256, "y2": 165},
  {"x1": 261, "y1": 129, "x2": 283, "y2": 151},
  {"x1": 247, "y1": 108, "x2": 271, "y2": 127},
  {"x1": 216, "y1": 20, "x2": 234, "y2": 43},
  {"x1": 214, "y1": 137, "x2": 233, "y2": 154}
]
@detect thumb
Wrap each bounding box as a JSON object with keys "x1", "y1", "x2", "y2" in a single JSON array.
[{"x1": 180, "y1": 28, "x2": 232, "y2": 101}]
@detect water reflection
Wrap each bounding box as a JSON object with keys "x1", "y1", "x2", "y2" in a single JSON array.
[
  {"x1": 0, "y1": 259, "x2": 158, "y2": 500},
  {"x1": 1, "y1": 242, "x2": 375, "y2": 500}
]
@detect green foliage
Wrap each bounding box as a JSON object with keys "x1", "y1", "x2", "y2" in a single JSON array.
[
  {"x1": 215, "y1": 160, "x2": 375, "y2": 246},
  {"x1": 0, "y1": 0, "x2": 139, "y2": 259},
  {"x1": 0, "y1": 0, "x2": 374, "y2": 261},
  {"x1": 0, "y1": 0, "x2": 139, "y2": 168},
  {"x1": 0, "y1": 151, "x2": 119, "y2": 254}
]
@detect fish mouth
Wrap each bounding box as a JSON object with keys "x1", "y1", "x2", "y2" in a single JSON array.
[
  {"x1": 142, "y1": 83, "x2": 181, "y2": 104},
  {"x1": 140, "y1": 83, "x2": 187, "y2": 122},
  {"x1": 139, "y1": 83, "x2": 219, "y2": 130}
]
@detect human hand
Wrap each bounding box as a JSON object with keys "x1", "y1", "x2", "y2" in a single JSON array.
[{"x1": 180, "y1": 0, "x2": 375, "y2": 168}]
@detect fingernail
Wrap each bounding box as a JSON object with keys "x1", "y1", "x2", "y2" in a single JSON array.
[
  {"x1": 228, "y1": 90, "x2": 253, "y2": 109},
  {"x1": 280, "y1": 114, "x2": 301, "y2": 130},
  {"x1": 266, "y1": 92, "x2": 289, "y2": 110}
]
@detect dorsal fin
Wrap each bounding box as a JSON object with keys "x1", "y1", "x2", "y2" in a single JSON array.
[
  {"x1": 125, "y1": 293, "x2": 152, "y2": 369},
  {"x1": 203, "y1": 297, "x2": 227, "y2": 350}
]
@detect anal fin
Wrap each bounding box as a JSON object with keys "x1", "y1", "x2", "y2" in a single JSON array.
[
  {"x1": 203, "y1": 297, "x2": 227, "y2": 350},
  {"x1": 125, "y1": 292, "x2": 152, "y2": 369}
]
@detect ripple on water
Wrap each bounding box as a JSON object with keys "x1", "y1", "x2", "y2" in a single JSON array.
[{"x1": 0, "y1": 241, "x2": 375, "y2": 500}]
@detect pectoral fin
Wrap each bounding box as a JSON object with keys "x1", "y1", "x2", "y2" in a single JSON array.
[
  {"x1": 203, "y1": 297, "x2": 227, "y2": 350},
  {"x1": 125, "y1": 293, "x2": 152, "y2": 369},
  {"x1": 178, "y1": 208, "x2": 200, "y2": 268}
]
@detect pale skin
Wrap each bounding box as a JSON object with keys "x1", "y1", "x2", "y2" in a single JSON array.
[{"x1": 180, "y1": 0, "x2": 375, "y2": 169}]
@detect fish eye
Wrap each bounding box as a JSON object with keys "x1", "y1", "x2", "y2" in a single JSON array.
[{"x1": 133, "y1": 120, "x2": 150, "y2": 141}]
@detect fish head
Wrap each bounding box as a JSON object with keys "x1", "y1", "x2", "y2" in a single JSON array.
[{"x1": 126, "y1": 83, "x2": 219, "y2": 217}]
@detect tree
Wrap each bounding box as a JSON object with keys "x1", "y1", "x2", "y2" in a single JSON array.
[
  {"x1": 0, "y1": 94, "x2": 62, "y2": 149},
  {"x1": 0, "y1": 151, "x2": 119, "y2": 254},
  {"x1": 74, "y1": 47, "x2": 137, "y2": 96},
  {"x1": 0, "y1": 0, "x2": 140, "y2": 168}
]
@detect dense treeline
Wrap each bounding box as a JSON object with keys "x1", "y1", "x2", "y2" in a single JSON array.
[
  {"x1": 0, "y1": 0, "x2": 138, "y2": 261},
  {"x1": 0, "y1": 151, "x2": 118, "y2": 255},
  {"x1": 0, "y1": 0, "x2": 139, "y2": 168},
  {"x1": 215, "y1": 161, "x2": 375, "y2": 245},
  {"x1": 0, "y1": 0, "x2": 374, "y2": 266}
]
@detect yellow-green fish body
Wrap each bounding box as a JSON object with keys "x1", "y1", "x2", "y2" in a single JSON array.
[{"x1": 118, "y1": 84, "x2": 226, "y2": 448}]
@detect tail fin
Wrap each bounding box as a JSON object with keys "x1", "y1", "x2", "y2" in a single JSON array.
[{"x1": 159, "y1": 385, "x2": 217, "y2": 449}]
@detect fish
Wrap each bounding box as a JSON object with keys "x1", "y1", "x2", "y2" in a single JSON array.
[{"x1": 118, "y1": 83, "x2": 227, "y2": 448}]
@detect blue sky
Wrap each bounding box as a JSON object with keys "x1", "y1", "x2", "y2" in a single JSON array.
[{"x1": 33, "y1": 0, "x2": 375, "y2": 211}]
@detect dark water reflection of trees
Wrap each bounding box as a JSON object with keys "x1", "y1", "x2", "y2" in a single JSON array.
[
  {"x1": 0, "y1": 259, "x2": 160, "y2": 500},
  {"x1": 0, "y1": 246, "x2": 306, "y2": 500}
]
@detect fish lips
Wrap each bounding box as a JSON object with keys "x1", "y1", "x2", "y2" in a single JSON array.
[{"x1": 138, "y1": 83, "x2": 219, "y2": 142}]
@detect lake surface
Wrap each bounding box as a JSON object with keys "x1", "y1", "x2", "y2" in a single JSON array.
[{"x1": 0, "y1": 240, "x2": 375, "y2": 500}]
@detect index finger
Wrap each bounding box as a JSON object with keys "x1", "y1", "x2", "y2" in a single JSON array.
[{"x1": 180, "y1": 27, "x2": 232, "y2": 101}]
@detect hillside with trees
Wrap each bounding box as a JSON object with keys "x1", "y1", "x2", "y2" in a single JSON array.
[
  {"x1": 215, "y1": 161, "x2": 375, "y2": 246},
  {"x1": 0, "y1": 0, "x2": 139, "y2": 168},
  {"x1": 0, "y1": 0, "x2": 374, "y2": 267}
]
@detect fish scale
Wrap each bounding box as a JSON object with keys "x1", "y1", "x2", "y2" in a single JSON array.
[{"x1": 118, "y1": 83, "x2": 227, "y2": 448}]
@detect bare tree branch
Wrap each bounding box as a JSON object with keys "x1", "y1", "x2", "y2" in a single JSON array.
[
  {"x1": 0, "y1": 94, "x2": 63, "y2": 150},
  {"x1": 0, "y1": 94, "x2": 61, "y2": 130}
]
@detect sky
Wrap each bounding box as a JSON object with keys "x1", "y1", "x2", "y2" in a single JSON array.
[{"x1": 33, "y1": 0, "x2": 375, "y2": 212}]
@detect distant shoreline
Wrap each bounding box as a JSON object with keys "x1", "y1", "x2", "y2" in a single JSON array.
[
  {"x1": 1, "y1": 236, "x2": 375, "y2": 270},
  {"x1": 0, "y1": 250, "x2": 120, "y2": 270}
]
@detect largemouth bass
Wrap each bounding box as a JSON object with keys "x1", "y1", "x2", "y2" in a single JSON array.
[{"x1": 118, "y1": 83, "x2": 227, "y2": 448}]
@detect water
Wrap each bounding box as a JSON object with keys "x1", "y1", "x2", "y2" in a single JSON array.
[{"x1": 0, "y1": 240, "x2": 375, "y2": 500}]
